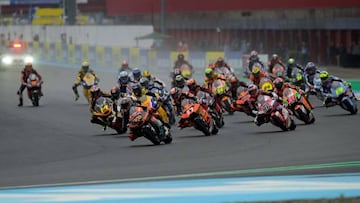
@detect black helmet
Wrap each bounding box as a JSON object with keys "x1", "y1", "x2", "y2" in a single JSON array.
[
  {"x1": 132, "y1": 84, "x2": 142, "y2": 97},
  {"x1": 177, "y1": 53, "x2": 184, "y2": 60},
  {"x1": 175, "y1": 75, "x2": 185, "y2": 88},
  {"x1": 139, "y1": 77, "x2": 149, "y2": 89},
  {"x1": 110, "y1": 86, "x2": 120, "y2": 99}
]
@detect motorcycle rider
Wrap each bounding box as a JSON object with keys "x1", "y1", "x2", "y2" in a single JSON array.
[
  {"x1": 89, "y1": 85, "x2": 113, "y2": 130},
  {"x1": 228, "y1": 76, "x2": 248, "y2": 101},
  {"x1": 173, "y1": 53, "x2": 193, "y2": 70},
  {"x1": 248, "y1": 50, "x2": 265, "y2": 73},
  {"x1": 185, "y1": 78, "x2": 223, "y2": 119},
  {"x1": 174, "y1": 75, "x2": 186, "y2": 89},
  {"x1": 17, "y1": 61, "x2": 43, "y2": 106},
  {"x1": 248, "y1": 64, "x2": 268, "y2": 87},
  {"x1": 286, "y1": 57, "x2": 304, "y2": 79},
  {"x1": 203, "y1": 67, "x2": 227, "y2": 90},
  {"x1": 130, "y1": 68, "x2": 142, "y2": 83},
  {"x1": 319, "y1": 70, "x2": 355, "y2": 107},
  {"x1": 303, "y1": 62, "x2": 321, "y2": 96},
  {"x1": 129, "y1": 84, "x2": 166, "y2": 141},
  {"x1": 273, "y1": 77, "x2": 314, "y2": 110},
  {"x1": 119, "y1": 60, "x2": 132, "y2": 72},
  {"x1": 117, "y1": 71, "x2": 133, "y2": 95},
  {"x1": 213, "y1": 56, "x2": 233, "y2": 73},
  {"x1": 268, "y1": 54, "x2": 286, "y2": 74},
  {"x1": 246, "y1": 84, "x2": 280, "y2": 112},
  {"x1": 72, "y1": 60, "x2": 99, "y2": 101},
  {"x1": 142, "y1": 70, "x2": 165, "y2": 87}
]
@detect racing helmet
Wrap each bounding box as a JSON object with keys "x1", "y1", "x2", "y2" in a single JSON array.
[
  {"x1": 118, "y1": 71, "x2": 129, "y2": 84},
  {"x1": 175, "y1": 75, "x2": 185, "y2": 88},
  {"x1": 177, "y1": 53, "x2": 184, "y2": 60},
  {"x1": 186, "y1": 78, "x2": 197, "y2": 91},
  {"x1": 132, "y1": 68, "x2": 141, "y2": 81},
  {"x1": 319, "y1": 70, "x2": 329, "y2": 81},
  {"x1": 248, "y1": 84, "x2": 259, "y2": 96},
  {"x1": 251, "y1": 65, "x2": 261, "y2": 77},
  {"x1": 132, "y1": 84, "x2": 143, "y2": 97},
  {"x1": 24, "y1": 61, "x2": 33, "y2": 69},
  {"x1": 305, "y1": 62, "x2": 316, "y2": 75},
  {"x1": 271, "y1": 54, "x2": 279, "y2": 62},
  {"x1": 250, "y1": 50, "x2": 258, "y2": 56},
  {"x1": 205, "y1": 68, "x2": 214, "y2": 78},
  {"x1": 273, "y1": 77, "x2": 284, "y2": 90},
  {"x1": 215, "y1": 56, "x2": 224, "y2": 67},
  {"x1": 121, "y1": 60, "x2": 128, "y2": 68},
  {"x1": 142, "y1": 70, "x2": 151, "y2": 80},
  {"x1": 82, "y1": 60, "x2": 89, "y2": 72},
  {"x1": 90, "y1": 85, "x2": 101, "y2": 98},
  {"x1": 288, "y1": 57, "x2": 295, "y2": 65},
  {"x1": 110, "y1": 86, "x2": 120, "y2": 99},
  {"x1": 139, "y1": 77, "x2": 149, "y2": 89}
]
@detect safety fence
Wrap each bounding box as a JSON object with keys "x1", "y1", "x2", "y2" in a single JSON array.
[{"x1": 26, "y1": 41, "x2": 266, "y2": 79}]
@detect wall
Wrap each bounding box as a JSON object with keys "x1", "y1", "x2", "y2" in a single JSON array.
[
  {"x1": 0, "y1": 25, "x2": 154, "y2": 48},
  {"x1": 106, "y1": 0, "x2": 360, "y2": 15}
]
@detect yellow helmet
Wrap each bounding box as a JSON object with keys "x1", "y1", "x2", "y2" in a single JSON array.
[
  {"x1": 142, "y1": 70, "x2": 151, "y2": 78},
  {"x1": 252, "y1": 66, "x2": 260, "y2": 75},
  {"x1": 82, "y1": 60, "x2": 89, "y2": 67}
]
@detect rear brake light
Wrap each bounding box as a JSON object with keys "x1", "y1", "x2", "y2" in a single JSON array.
[{"x1": 13, "y1": 43, "x2": 22, "y2": 48}]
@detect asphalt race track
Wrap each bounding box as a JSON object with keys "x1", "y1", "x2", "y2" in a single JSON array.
[{"x1": 0, "y1": 64, "x2": 360, "y2": 188}]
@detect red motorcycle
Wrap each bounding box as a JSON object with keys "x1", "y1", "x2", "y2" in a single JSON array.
[
  {"x1": 178, "y1": 98, "x2": 218, "y2": 136},
  {"x1": 254, "y1": 94, "x2": 296, "y2": 131}
]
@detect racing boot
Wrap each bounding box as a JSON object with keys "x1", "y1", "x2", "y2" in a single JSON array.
[
  {"x1": 18, "y1": 97, "x2": 23, "y2": 107},
  {"x1": 158, "y1": 124, "x2": 166, "y2": 141}
]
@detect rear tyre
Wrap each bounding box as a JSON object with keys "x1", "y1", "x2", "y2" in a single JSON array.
[{"x1": 194, "y1": 117, "x2": 210, "y2": 136}]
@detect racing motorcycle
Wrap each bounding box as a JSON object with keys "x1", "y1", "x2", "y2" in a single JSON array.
[
  {"x1": 197, "y1": 91, "x2": 224, "y2": 128},
  {"x1": 259, "y1": 77, "x2": 274, "y2": 91},
  {"x1": 270, "y1": 64, "x2": 287, "y2": 80},
  {"x1": 324, "y1": 81, "x2": 358, "y2": 114},
  {"x1": 26, "y1": 73, "x2": 42, "y2": 107},
  {"x1": 81, "y1": 72, "x2": 98, "y2": 103},
  {"x1": 254, "y1": 94, "x2": 296, "y2": 131},
  {"x1": 290, "y1": 68, "x2": 305, "y2": 91},
  {"x1": 149, "y1": 82, "x2": 176, "y2": 125},
  {"x1": 178, "y1": 98, "x2": 218, "y2": 136},
  {"x1": 232, "y1": 91, "x2": 257, "y2": 117},
  {"x1": 282, "y1": 87, "x2": 315, "y2": 124},
  {"x1": 212, "y1": 79, "x2": 234, "y2": 115},
  {"x1": 128, "y1": 105, "x2": 172, "y2": 145},
  {"x1": 92, "y1": 97, "x2": 127, "y2": 134}
]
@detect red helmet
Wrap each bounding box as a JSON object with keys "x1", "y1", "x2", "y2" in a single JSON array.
[{"x1": 121, "y1": 60, "x2": 128, "y2": 67}]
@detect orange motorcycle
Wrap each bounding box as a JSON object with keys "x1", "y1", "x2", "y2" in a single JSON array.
[
  {"x1": 178, "y1": 98, "x2": 218, "y2": 136},
  {"x1": 128, "y1": 105, "x2": 172, "y2": 145},
  {"x1": 282, "y1": 87, "x2": 315, "y2": 124},
  {"x1": 212, "y1": 79, "x2": 234, "y2": 115},
  {"x1": 232, "y1": 91, "x2": 256, "y2": 117}
]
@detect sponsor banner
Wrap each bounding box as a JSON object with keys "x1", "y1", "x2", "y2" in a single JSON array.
[
  {"x1": 104, "y1": 47, "x2": 113, "y2": 68},
  {"x1": 68, "y1": 44, "x2": 75, "y2": 63},
  {"x1": 95, "y1": 45, "x2": 105, "y2": 66},
  {"x1": 81, "y1": 44, "x2": 89, "y2": 61},
  {"x1": 148, "y1": 50, "x2": 157, "y2": 70},
  {"x1": 55, "y1": 42, "x2": 62, "y2": 62},
  {"x1": 129, "y1": 47, "x2": 140, "y2": 68},
  {"x1": 205, "y1": 51, "x2": 224, "y2": 65},
  {"x1": 111, "y1": 47, "x2": 121, "y2": 68},
  {"x1": 88, "y1": 46, "x2": 96, "y2": 68}
]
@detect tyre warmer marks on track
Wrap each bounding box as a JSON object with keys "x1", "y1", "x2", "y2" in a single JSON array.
[{"x1": 1, "y1": 172, "x2": 360, "y2": 203}]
